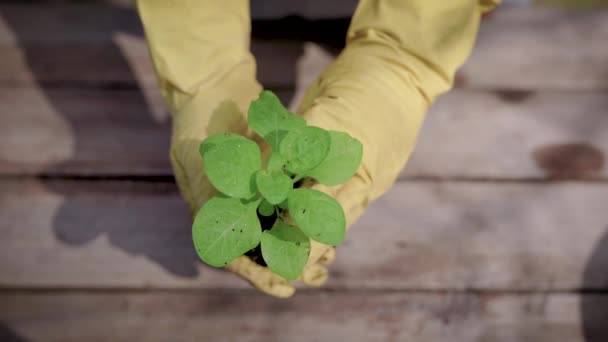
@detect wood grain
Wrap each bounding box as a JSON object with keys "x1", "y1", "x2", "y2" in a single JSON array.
[
  {"x1": 0, "y1": 41, "x2": 304, "y2": 90},
  {"x1": 406, "y1": 90, "x2": 608, "y2": 179},
  {"x1": 0, "y1": 87, "x2": 171, "y2": 176},
  {"x1": 0, "y1": 87, "x2": 291, "y2": 176},
  {"x1": 1, "y1": 178, "x2": 606, "y2": 290},
  {"x1": 0, "y1": 6, "x2": 606, "y2": 90},
  {"x1": 2, "y1": 87, "x2": 606, "y2": 178},
  {"x1": 0, "y1": 3, "x2": 306, "y2": 89},
  {"x1": 462, "y1": 8, "x2": 608, "y2": 90},
  {"x1": 0, "y1": 291, "x2": 600, "y2": 342}
]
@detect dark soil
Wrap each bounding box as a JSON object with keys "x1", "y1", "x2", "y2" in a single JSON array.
[
  {"x1": 245, "y1": 177, "x2": 312, "y2": 267},
  {"x1": 245, "y1": 207, "x2": 281, "y2": 266}
]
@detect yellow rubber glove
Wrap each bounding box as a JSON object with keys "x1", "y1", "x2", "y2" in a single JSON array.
[{"x1": 137, "y1": 0, "x2": 498, "y2": 298}]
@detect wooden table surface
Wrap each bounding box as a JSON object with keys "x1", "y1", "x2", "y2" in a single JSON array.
[{"x1": 0, "y1": 4, "x2": 607, "y2": 342}]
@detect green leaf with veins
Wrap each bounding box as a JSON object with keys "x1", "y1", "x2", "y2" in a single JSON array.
[
  {"x1": 261, "y1": 222, "x2": 311, "y2": 280},
  {"x1": 305, "y1": 131, "x2": 363, "y2": 186},
  {"x1": 193, "y1": 90, "x2": 364, "y2": 277},
  {"x1": 256, "y1": 170, "x2": 292, "y2": 205},
  {"x1": 201, "y1": 133, "x2": 261, "y2": 199},
  {"x1": 199, "y1": 132, "x2": 243, "y2": 157},
  {"x1": 248, "y1": 90, "x2": 306, "y2": 151},
  {"x1": 192, "y1": 196, "x2": 262, "y2": 267},
  {"x1": 258, "y1": 199, "x2": 275, "y2": 217},
  {"x1": 280, "y1": 126, "x2": 330, "y2": 175},
  {"x1": 288, "y1": 188, "x2": 345, "y2": 245}
]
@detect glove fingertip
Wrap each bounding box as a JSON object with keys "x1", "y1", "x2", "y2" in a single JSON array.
[
  {"x1": 227, "y1": 256, "x2": 296, "y2": 298},
  {"x1": 318, "y1": 247, "x2": 337, "y2": 266},
  {"x1": 298, "y1": 263, "x2": 329, "y2": 287}
]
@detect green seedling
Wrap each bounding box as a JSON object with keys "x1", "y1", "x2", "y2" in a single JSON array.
[{"x1": 192, "y1": 90, "x2": 363, "y2": 280}]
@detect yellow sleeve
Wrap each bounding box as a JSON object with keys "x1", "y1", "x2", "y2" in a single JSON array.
[
  {"x1": 298, "y1": 0, "x2": 499, "y2": 225},
  {"x1": 136, "y1": 0, "x2": 261, "y2": 214},
  {"x1": 136, "y1": 0, "x2": 259, "y2": 114}
]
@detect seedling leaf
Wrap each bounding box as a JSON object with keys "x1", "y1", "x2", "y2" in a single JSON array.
[
  {"x1": 199, "y1": 132, "x2": 243, "y2": 157},
  {"x1": 287, "y1": 188, "x2": 346, "y2": 245},
  {"x1": 256, "y1": 170, "x2": 292, "y2": 205},
  {"x1": 305, "y1": 131, "x2": 363, "y2": 186},
  {"x1": 258, "y1": 199, "x2": 275, "y2": 217},
  {"x1": 194, "y1": 90, "x2": 363, "y2": 278},
  {"x1": 248, "y1": 91, "x2": 306, "y2": 151},
  {"x1": 261, "y1": 222, "x2": 311, "y2": 280},
  {"x1": 280, "y1": 126, "x2": 330, "y2": 175},
  {"x1": 202, "y1": 133, "x2": 261, "y2": 199},
  {"x1": 192, "y1": 196, "x2": 262, "y2": 267}
]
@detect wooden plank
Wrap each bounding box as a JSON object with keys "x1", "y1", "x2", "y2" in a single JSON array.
[
  {"x1": 1, "y1": 179, "x2": 607, "y2": 290},
  {"x1": 462, "y1": 8, "x2": 608, "y2": 90},
  {"x1": 0, "y1": 180, "x2": 245, "y2": 289},
  {"x1": 405, "y1": 90, "x2": 608, "y2": 179},
  {"x1": 0, "y1": 87, "x2": 290, "y2": 176},
  {"x1": 0, "y1": 87, "x2": 171, "y2": 176},
  {"x1": 1, "y1": 87, "x2": 606, "y2": 179},
  {"x1": 0, "y1": 291, "x2": 599, "y2": 342},
  {"x1": 0, "y1": 4, "x2": 144, "y2": 44},
  {"x1": 0, "y1": 3, "x2": 306, "y2": 89},
  {"x1": 21, "y1": 0, "x2": 358, "y2": 19},
  {"x1": 0, "y1": 40, "x2": 304, "y2": 90},
  {"x1": 0, "y1": 6, "x2": 606, "y2": 90}
]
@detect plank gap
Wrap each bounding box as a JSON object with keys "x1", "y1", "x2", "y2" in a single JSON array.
[
  {"x1": 1, "y1": 287, "x2": 608, "y2": 295},
  {"x1": 3, "y1": 174, "x2": 607, "y2": 185}
]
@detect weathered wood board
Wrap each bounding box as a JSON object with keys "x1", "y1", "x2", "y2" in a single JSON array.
[
  {"x1": 0, "y1": 291, "x2": 602, "y2": 342},
  {"x1": 0, "y1": 39, "x2": 304, "y2": 90},
  {"x1": 0, "y1": 88, "x2": 171, "y2": 176},
  {"x1": 0, "y1": 4, "x2": 607, "y2": 340},
  {"x1": 1, "y1": 179, "x2": 606, "y2": 290},
  {"x1": 0, "y1": 4, "x2": 303, "y2": 89},
  {"x1": 0, "y1": 7, "x2": 606, "y2": 90},
  {"x1": 406, "y1": 90, "x2": 608, "y2": 180},
  {"x1": 462, "y1": 8, "x2": 608, "y2": 90},
  {"x1": 2, "y1": 87, "x2": 606, "y2": 179},
  {"x1": 2, "y1": 6, "x2": 607, "y2": 177},
  {"x1": 0, "y1": 87, "x2": 290, "y2": 176}
]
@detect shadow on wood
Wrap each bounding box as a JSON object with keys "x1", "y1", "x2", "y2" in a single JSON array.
[
  {"x1": 0, "y1": 5, "x2": 199, "y2": 277},
  {"x1": 0, "y1": 322, "x2": 28, "y2": 342},
  {"x1": 581, "y1": 226, "x2": 608, "y2": 342},
  {"x1": 0, "y1": 5, "x2": 345, "y2": 278}
]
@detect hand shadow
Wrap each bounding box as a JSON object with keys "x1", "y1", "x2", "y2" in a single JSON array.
[
  {"x1": 1, "y1": 5, "x2": 199, "y2": 277},
  {"x1": 1, "y1": 3, "x2": 348, "y2": 279},
  {"x1": 0, "y1": 322, "x2": 28, "y2": 342},
  {"x1": 0, "y1": 5, "x2": 348, "y2": 279}
]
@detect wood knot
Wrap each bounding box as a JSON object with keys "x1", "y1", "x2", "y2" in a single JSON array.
[
  {"x1": 496, "y1": 90, "x2": 534, "y2": 103},
  {"x1": 533, "y1": 143, "x2": 605, "y2": 179}
]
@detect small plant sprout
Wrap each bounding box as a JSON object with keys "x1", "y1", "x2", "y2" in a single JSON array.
[{"x1": 192, "y1": 90, "x2": 363, "y2": 280}]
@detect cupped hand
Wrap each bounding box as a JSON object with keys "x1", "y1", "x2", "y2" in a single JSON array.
[{"x1": 138, "y1": 0, "x2": 494, "y2": 298}]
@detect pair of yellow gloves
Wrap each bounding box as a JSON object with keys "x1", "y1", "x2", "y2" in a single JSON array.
[{"x1": 137, "y1": 0, "x2": 498, "y2": 297}]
